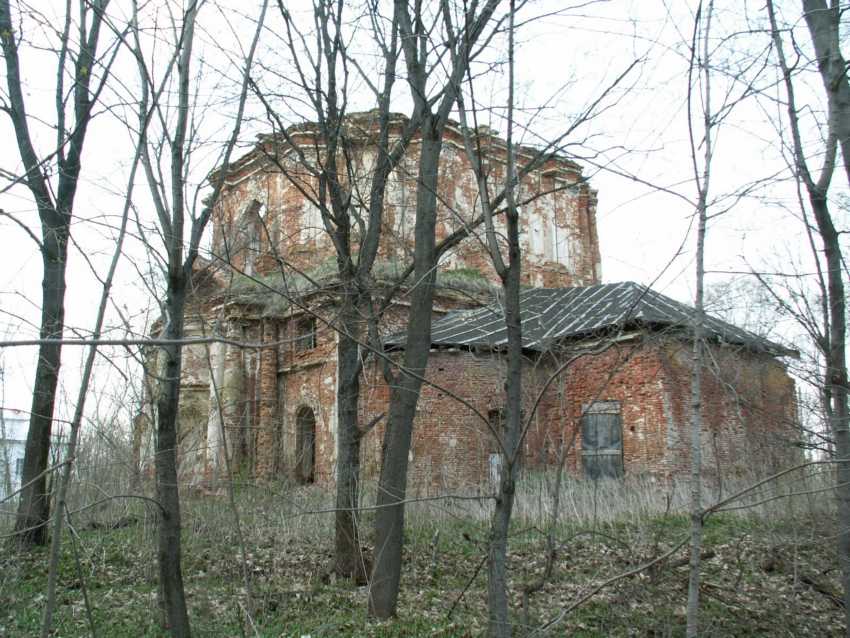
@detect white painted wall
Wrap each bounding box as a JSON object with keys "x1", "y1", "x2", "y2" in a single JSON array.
[
  {"x1": 0, "y1": 410, "x2": 29, "y2": 504},
  {"x1": 0, "y1": 410, "x2": 69, "y2": 505}
]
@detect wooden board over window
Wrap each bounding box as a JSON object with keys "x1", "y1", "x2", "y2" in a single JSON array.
[{"x1": 581, "y1": 401, "x2": 623, "y2": 480}]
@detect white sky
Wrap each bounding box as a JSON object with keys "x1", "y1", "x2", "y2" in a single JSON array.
[{"x1": 0, "y1": 0, "x2": 846, "y2": 427}]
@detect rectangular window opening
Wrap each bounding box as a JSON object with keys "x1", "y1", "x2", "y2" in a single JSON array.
[
  {"x1": 294, "y1": 317, "x2": 317, "y2": 353},
  {"x1": 581, "y1": 401, "x2": 624, "y2": 480}
]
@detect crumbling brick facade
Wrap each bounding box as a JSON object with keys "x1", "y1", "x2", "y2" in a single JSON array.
[
  {"x1": 136, "y1": 115, "x2": 798, "y2": 490},
  {"x1": 209, "y1": 114, "x2": 601, "y2": 289},
  {"x1": 347, "y1": 336, "x2": 797, "y2": 493}
]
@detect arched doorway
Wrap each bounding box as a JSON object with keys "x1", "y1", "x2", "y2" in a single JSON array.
[{"x1": 295, "y1": 406, "x2": 316, "y2": 484}]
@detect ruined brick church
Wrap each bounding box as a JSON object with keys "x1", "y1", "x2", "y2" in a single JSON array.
[{"x1": 137, "y1": 113, "x2": 799, "y2": 490}]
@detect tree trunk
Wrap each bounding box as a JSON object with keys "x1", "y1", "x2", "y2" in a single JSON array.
[
  {"x1": 799, "y1": 5, "x2": 850, "y2": 622},
  {"x1": 487, "y1": 482, "x2": 515, "y2": 636},
  {"x1": 369, "y1": 130, "x2": 442, "y2": 619},
  {"x1": 334, "y1": 290, "x2": 365, "y2": 583},
  {"x1": 769, "y1": 2, "x2": 850, "y2": 629},
  {"x1": 14, "y1": 234, "x2": 68, "y2": 545},
  {"x1": 1, "y1": 0, "x2": 107, "y2": 548},
  {"x1": 686, "y1": 254, "x2": 705, "y2": 638},
  {"x1": 802, "y1": 0, "x2": 850, "y2": 188},
  {"x1": 368, "y1": 0, "x2": 501, "y2": 617},
  {"x1": 487, "y1": 244, "x2": 522, "y2": 637},
  {"x1": 486, "y1": 6, "x2": 522, "y2": 630},
  {"x1": 810, "y1": 194, "x2": 850, "y2": 629},
  {"x1": 42, "y1": 142, "x2": 137, "y2": 637},
  {"x1": 685, "y1": 4, "x2": 712, "y2": 633},
  {"x1": 154, "y1": 283, "x2": 192, "y2": 637}
]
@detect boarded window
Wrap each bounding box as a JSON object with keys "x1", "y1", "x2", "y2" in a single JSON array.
[
  {"x1": 294, "y1": 317, "x2": 317, "y2": 353},
  {"x1": 581, "y1": 401, "x2": 623, "y2": 480}
]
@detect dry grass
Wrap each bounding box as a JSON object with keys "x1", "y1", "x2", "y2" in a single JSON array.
[{"x1": 0, "y1": 464, "x2": 844, "y2": 636}]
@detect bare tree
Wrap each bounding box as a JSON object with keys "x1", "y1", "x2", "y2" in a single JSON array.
[
  {"x1": 253, "y1": 0, "x2": 419, "y2": 582},
  {"x1": 685, "y1": 2, "x2": 714, "y2": 634},
  {"x1": 767, "y1": 0, "x2": 850, "y2": 628},
  {"x1": 1, "y1": 0, "x2": 115, "y2": 547},
  {"x1": 131, "y1": 0, "x2": 266, "y2": 633},
  {"x1": 40, "y1": 110, "x2": 139, "y2": 638},
  {"x1": 368, "y1": 0, "x2": 504, "y2": 619},
  {"x1": 448, "y1": 2, "x2": 645, "y2": 630},
  {"x1": 451, "y1": 3, "x2": 523, "y2": 633}
]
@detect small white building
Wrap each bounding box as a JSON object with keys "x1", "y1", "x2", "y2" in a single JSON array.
[{"x1": 0, "y1": 409, "x2": 29, "y2": 505}]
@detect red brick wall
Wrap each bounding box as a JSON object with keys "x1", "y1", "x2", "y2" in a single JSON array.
[
  {"x1": 526, "y1": 336, "x2": 799, "y2": 482},
  {"x1": 269, "y1": 311, "x2": 339, "y2": 483},
  {"x1": 148, "y1": 118, "x2": 795, "y2": 491},
  {"x1": 360, "y1": 349, "x2": 527, "y2": 493},
  {"x1": 355, "y1": 336, "x2": 798, "y2": 491},
  {"x1": 655, "y1": 339, "x2": 799, "y2": 479},
  {"x1": 144, "y1": 300, "x2": 798, "y2": 492},
  {"x1": 211, "y1": 122, "x2": 601, "y2": 289}
]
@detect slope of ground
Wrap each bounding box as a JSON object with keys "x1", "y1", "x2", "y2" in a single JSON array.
[{"x1": 1, "y1": 477, "x2": 842, "y2": 636}]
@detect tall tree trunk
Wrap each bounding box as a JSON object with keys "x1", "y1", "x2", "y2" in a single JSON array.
[
  {"x1": 684, "y1": 4, "x2": 713, "y2": 634},
  {"x1": 42, "y1": 137, "x2": 138, "y2": 637},
  {"x1": 768, "y1": 1, "x2": 850, "y2": 628},
  {"x1": 486, "y1": 5, "x2": 521, "y2": 632},
  {"x1": 368, "y1": 0, "x2": 501, "y2": 617},
  {"x1": 686, "y1": 214, "x2": 706, "y2": 638},
  {"x1": 15, "y1": 237, "x2": 68, "y2": 545},
  {"x1": 1, "y1": 0, "x2": 109, "y2": 547},
  {"x1": 487, "y1": 233, "x2": 522, "y2": 638},
  {"x1": 810, "y1": 195, "x2": 850, "y2": 628},
  {"x1": 369, "y1": 130, "x2": 441, "y2": 619},
  {"x1": 155, "y1": 285, "x2": 192, "y2": 637},
  {"x1": 267, "y1": 1, "x2": 408, "y2": 581},
  {"x1": 800, "y1": 4, "x2": 850, "y2": 621},
  {"x1": 134, "y1": 2, "x2": 264, "y2": 630},
  {"x1": 334, "y1": 283, "x2": 365, "y2": 583}
]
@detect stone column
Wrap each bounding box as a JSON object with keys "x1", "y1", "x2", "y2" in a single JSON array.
[
  {"x1": 205, "y1": 336, "x2": 226, "y2": 481},
  {"x1": 220, "y1": 322, "x2": 245, "y2": 481},
  {"x1": 255, "y1": 320, "x2": 279, "y2": 478}
]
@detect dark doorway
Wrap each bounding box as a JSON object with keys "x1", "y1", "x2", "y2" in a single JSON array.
[{"x1": 295, "y1": 406, "x2": 316, "y2": 484}]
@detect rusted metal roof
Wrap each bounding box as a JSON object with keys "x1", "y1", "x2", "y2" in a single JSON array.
[{"x1": 386, "y1": 281, "x2": 793, "y2": 356}]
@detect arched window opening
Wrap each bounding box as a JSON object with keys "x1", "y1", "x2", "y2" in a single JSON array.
[
  {"x1": 242, "y1": 200, "x2": 265, "y2": 275},
  {"x1": 295, "y1": 406, "x2": 316, "y2": 484}
]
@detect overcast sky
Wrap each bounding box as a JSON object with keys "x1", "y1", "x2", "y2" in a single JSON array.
[{"x1": 0, "y1": 0, "x2": 844, "y2": 423}]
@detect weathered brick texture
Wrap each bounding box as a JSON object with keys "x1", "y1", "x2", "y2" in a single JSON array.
[
  {"x1": 210, "y1": 118, "x2": 601, "y2": 289},
  {"x1": 135, "y1": 115, "x2": 798, "y2": 491},
  {"x1": 355, "y1": 337, "x2": 798, "y2": 491}
]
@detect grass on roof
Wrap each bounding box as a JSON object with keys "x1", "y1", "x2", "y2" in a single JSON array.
[{"x1": 221, "y1": 259, "x2": 497, "y2": 317}]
